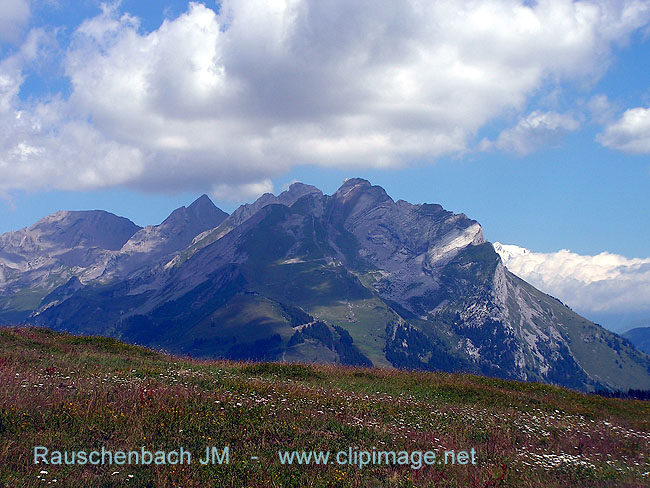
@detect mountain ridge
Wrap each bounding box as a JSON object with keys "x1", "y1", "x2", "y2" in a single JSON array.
[
  {"x1": 0, "y1": 195, "x2": 228, "y2": 321},
  {"x1": 1, "y1": 179, "x2": 649, "y2": 392}
]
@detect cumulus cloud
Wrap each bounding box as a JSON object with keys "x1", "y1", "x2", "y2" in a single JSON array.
[
  {"x1": 0, "y1": 28, "x2": 145, "y2": 191},
  {"x1": 484, "y1": 110, "x2": 580, "y2": 155},
  {"x1": 597, "y1": 106, "x2": 650, "y2": 154},
  {"x1": 494, "y1": 242, "x2": 650, "y2": 315},
  {"x1": 0, "y1": 0, "x2": 649, "y2": 196},
  {"x1": 0, "y1": 0, "x2": 30, "y2": 43}
]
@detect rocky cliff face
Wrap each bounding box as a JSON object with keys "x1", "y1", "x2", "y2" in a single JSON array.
[{"x1": 2, "y1": 180, "x2": 649, "y2": 391}]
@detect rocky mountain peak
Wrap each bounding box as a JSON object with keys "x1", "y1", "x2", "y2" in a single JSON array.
[
  {"x1": 328, "y1": 178, "x2": 393, "y2": 230},
  {"x1": 333, "y1": 178, "x2": 392, "y2": 204},
  {"x1": 226, "y1": 182, "x2": 322, "y2": 229},
  {"x1": 287, "y1": 181, "x2": 320, "y2": 194},
  {"x1": 187, "y1": 194, "x2": 225, "y2": 219},
  {"x1": 188, "y1": 193, "x2": 213, "y2": 208},
  {"x1": 161, "y1": 194, "x2": 227, "y2": 230},
  {"x1": 19, "y1": 210, "x2": 141, "y2": 252},
  {"x1": 0, "y1": 210, "x2": 141, "y2": 274},
  {"x1": 278, "y1": 182, "x2": 322, "y2": 204},
  {"x1": 120, "y1": 196, "x2": 228, "y2": 259},
  {"x1": 337, "y1": 177, "x2": 371, "y2": 191}
]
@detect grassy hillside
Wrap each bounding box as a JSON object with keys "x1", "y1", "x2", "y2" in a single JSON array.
[{"x1": 1, "y1": 327, "x2": 649, "y2": 488}]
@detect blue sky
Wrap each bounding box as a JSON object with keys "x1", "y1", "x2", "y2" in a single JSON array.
[{"x1": 0, "y1": 0, "x2": 649, "y2": 327}]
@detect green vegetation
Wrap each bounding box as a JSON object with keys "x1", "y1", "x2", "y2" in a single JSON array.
[
  {"x1": 1, "y1": 327, "x2": 649, "y2": 487},
  {"x1": 0, "y1": 286, "x2": 53, "y2": 322},
  {"x1": 510, "y1": 273, "x2": 650, "y2": 391}
]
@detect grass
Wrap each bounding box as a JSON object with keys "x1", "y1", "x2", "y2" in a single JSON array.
[
  {"x1": 310, "y1": 297, "x2": 395, "y2": 368},
  {"x1": 1, "y1": 326, "x2": 649, "y2": 487}
]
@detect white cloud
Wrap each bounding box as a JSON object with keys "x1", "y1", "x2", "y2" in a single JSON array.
[
  {"x1": 485, "y1": 110, "x2": 580, "y2": 155},
  {"x1": 0, "y1": 29, "x2": 145, "y2": 191},
  {"x1": 210, "y1": 179, "x2": 274, "y2": 201},
  {"x1": 0, "y1": 0, "x2": 30, "y2": 43},
  {"x1": 0, "y1": 1, "x2": 649, "y2": 195},
  {"x1": 494, "y1": 242, "x2": 650, "y2": 315},
  {"x1": 597, "y1": 106, "x2": 650, "y2": 154}
]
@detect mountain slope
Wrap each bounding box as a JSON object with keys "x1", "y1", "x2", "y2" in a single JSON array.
[
  {"x1": 0, "y1": 196, "x2": 229, "y2": 322},
  {"x1": 624, "y1": 326, "x2": 650, "y2": 355},
  {"x1": 0, "y1": 210, "x2": 142, "y2": 321},
  {"x1": 3, "y1": 327, "x2": 650, "y2": 487},
  {"x1": 106, "y1": 194, "x2": 228, "y2": 277},
  {"x1": 19, "y1": 179, "x2": 650, "y2": 392}
]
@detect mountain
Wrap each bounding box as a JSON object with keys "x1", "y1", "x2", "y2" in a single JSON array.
[
  {"x1": 2, "y1": 179, "x2": 649, "y2": 392},
  {"x1": 227, "y1": 182, "x2": 322, "y2": 228},
  {"x1": 0, "y1": 210, "x2": 141, "y2": 321},
  {"x1": 624, "y1": 326, "x2": 650, "y2": 355},
  {"x1": 0, "y1": 195, "x2": 227, "y2": 322},
  {"x1": 184, "y1": 182, "x2": 322, "y2": 254},
  {"x1": 0, "y1": 209, "x2": 140, "y2": 268},
  {"x1": 121, "y1": 194, "x2": 227, "y2": 256},
  {"x1": 106, "y1": 194, "x2": 228, "y2": 277}
]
